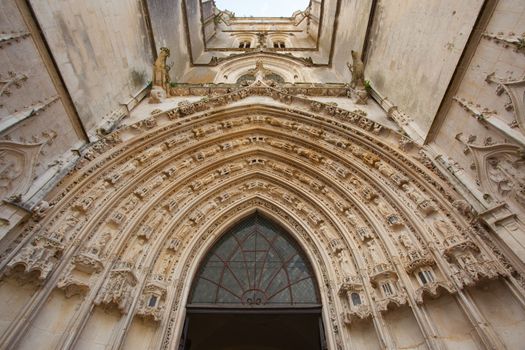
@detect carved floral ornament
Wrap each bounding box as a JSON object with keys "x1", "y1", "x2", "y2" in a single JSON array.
[
  {"x1": 0, "y1": 97, "x2": 517, "y2": 349},
  {"x1": 485, "y1": 73, "x2": 525, "y2": 133},
  {"x1": 469, "y1": 143, "x2": 525, "y2": 208},
  {"x1": 0, "y1": 140, "x2": 44, "y2": 201}
]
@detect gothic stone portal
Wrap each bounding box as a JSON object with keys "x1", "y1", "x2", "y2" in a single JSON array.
[{"x1": 182, "y1": 213, "x2": 326, "y2": 350}]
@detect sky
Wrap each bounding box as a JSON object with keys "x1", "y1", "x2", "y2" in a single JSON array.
[{"x1": 214, "y1": 0, "x2": 309, "y2": 17}]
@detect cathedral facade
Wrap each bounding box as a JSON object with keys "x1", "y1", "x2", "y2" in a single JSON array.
[{"x1": 0, "y1": 0, "x2": 524, "y2": 349}]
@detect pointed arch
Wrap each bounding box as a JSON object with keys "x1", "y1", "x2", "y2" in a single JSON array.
[{"x1": 189, "y1": 212, "x2": 320, "y2": 307}]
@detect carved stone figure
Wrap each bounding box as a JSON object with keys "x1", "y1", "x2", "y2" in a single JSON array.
[
  {"x1": 374, "y1": 198, "x2": 393, "y2": 217},
  {"x1": 139, "y1": 209, "x2": 167, "y2": 240},
  {"x1": 433, "y1": 219, "x2": 454, "y2": 238},
  {"x1": 32, "y1": 200, "x2": 53, "y2": 221},
  {"x1": 398, "y1": 232, "x2": 415, "y2": 251},
  {"x1": 94, "y1": 269, "x2": 137, "y2": 314},
  {"x1": 347, "y1": 51, "x2": 365, "y2": 89},
  {"x1": 246, "y1": 60, "x2": 275, "y2": 82},
  {"x1": 151, "y1": 47, "x2": 171, "y2": 98},
  {"x1": 486, "y1": 154, "x2": 525, "y2": 207},
  {"x1": 106, "y1": 161, "x2": 138, "y2": 184},
  {"x1": 337, "y1": 251, "x2": 354, "y2": 277},
  {"x1": 367, "y1": 241, "x2": 384, "y2": 266},
  {"x1": 88, "y1": 232, "x2": 111, "y2": 257},
  {"x1": 346, "y1": 50, "x2": 368, "y2": 104},
  {"x1": 452, "y1": 199, "x2": 477, "y2": 221}
]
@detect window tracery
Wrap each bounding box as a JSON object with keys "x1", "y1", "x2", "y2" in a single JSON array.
[{"x1": 189, "y1": 213, "x2": 319, "y2": 307}]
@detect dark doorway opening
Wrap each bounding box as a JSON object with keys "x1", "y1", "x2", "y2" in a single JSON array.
[
  {"x1": 180, "y1": 213, "x2": 327, "y2": 350},
  {"x1": 181, "y1": 309, "x2": 325, "y2": 350}
]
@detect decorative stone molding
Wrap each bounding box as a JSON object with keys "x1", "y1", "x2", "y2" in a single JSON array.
[
  {"x1": 453, "y1": 96, "x2": 497, "y2": 123},
  {"x1": 404, "y1": 250, "x2": 435, "y2": 274},
  {"x1": 376, "y1": 292, "x2": 408, "y2": 313},
  {"x1": 0, "y1": 71, "x2": 27, "y2": 98},
  {"x1": 468, "y1": 143, "x2": 525, "y2": 209},
  {"x1": 0, "y1": 96, "x2": 59, "y2": 133},
  {"x1": 0, "y1": 140, "x2": 44, "y2": 200},
  {"x1": 369, "y1": 263, "x2": 397, "y2": 285},
  {"x1": 136, "y1": 275, "x2": 167, "y2": 323},
  {"x1": 3, "y1": 94, "x2": 517, "y2": 350},
  {"x1": 0, "y1": 31, "x2": 30, "y2": 48},
  {"x1": 482, "y1": 32, "x2": 525, "y2": 54},
  {"x1": 341, "y1": 303, "x2": 372, "y2": 325},
  {"x1": 414, "y1": 281, "x2": 455, "y2": 305},
  {"x1": 5, "y1": 234, "x2": 64, "y2": 282},
  {"x1": 485, "y1": 73, "x2": 525, "y2": 134},
  {"x1": 94, "y1": 264, "x2": 138, "y2": 314}
]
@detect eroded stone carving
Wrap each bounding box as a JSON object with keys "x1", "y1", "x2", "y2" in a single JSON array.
[
  {"x1": 94, "y1": 263, "x2": 138, "y2": 314},
  {"x1": 0, "y1": 141, "x2": 43, "y2": 200},
  {"x1": 150, "y1": 47, "x2": 172, "y2": 103},
  {"x1": 347, "y1": 50, "x2": 368, "y2": 104},
  {"x1": 136, "y1": 276, "x2": 167, "y2": 322},
  {"x1": 470, "y1": 144, "x2": 525, "y2": 208},
  {"x1": 5, "y1": 234, "x2": 64, "y2": 282}
]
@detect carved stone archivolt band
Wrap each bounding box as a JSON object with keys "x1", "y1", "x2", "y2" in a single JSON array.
[{"x1": 0, "y1": 89, "x2": 521, "y2": 349}]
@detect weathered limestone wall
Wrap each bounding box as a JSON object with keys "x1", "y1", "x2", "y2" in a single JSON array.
[
  {"x1": 469, "y1": 280, "x2": 525, "y2": 349},
  {"x1": 29, "y1": 0, "x2": 154, "y2": 136},
  {"x1": 146, "y1": 0, "x2": 190, "y2": 82},
  {"x1": 0, "y1": 0, "x2": 85, "y2": 183},
  {"x1": 314, "y1": 0, "x2": 338, "y2": 65},
  {"x1": 365, "y1": 0, "x2": 484, "y2": 139},
  {"x1": 331, "y1": 0, "x2": 373, "y2": 81},
  {"x1": 383, "y1": 306, "x2": 426, "y2": 349},
  {"x1": 0, "y1": 0, "x2": 88, "y2": 242},
  {"x1": 16, "y1": 290, "x2": 81, "y2": 350},
  {"x1": 425, "y1": 294, "x2": 478, "y2": 349},
  {"x1": 427, "y1": 0, "x2": 525, "y2": 267},
  {"x1": 309, "y1": 0, "x2": 322, "y2": 42},
  {"x1": 184, "y1": 0, "x2": 208, "y2": 64}
]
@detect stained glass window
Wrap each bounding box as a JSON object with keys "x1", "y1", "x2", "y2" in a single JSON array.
[{"x1": 189, "y1": 213, "x2": 320, "y2": 307}]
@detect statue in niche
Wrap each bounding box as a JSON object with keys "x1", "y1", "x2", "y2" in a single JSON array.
[
  {"x1": 377, "y1": 162, "x2": 394, "y2": 177},
  {"x1": 398, "y1": 232, "x2": 415, "y2": 251},
  {"x1": 121, "y1": 195, "x2": 139, "y2": 214},
  {"x1": 337, "y1": 250, "x2": 354, "y2": 277},
  {"x1": 374, "y1": 198, "x2": 393, "y2": 217},
  {"x1": 106, "y1": 161, "x2": 138, "y2": 185},
  {"x1": 125, "y1": 239, "x2": 145, "y2": 267},
  {"x1": 346, "y1": 50, "x2": 368, "y2": 104},
  {"x1": 149, "y1": 209, "x2": 166, "y2": 230},
  {"x1": 150, "y1": 47, "x2": 171, "y2": 103},
  {"x1": 433, "y1": 219, "x2": 454, "y2": 238},
  {"x1": 400, "y1": 184, "x2": 421, "y2": 203},
  {"x1": 366, "y1": 241, "x2": 383, "y2": 266},
  {"x1": 88, "y1": 232, "x2": 111, "y2": 257},
  {"x1": 155, "y1": 253, "x2": 174, "y2": 277}
]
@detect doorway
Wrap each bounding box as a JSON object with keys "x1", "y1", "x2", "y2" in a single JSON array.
[
  {"x1": 182, "y1": 309, "x2": 325, "y2": 350},
  {"x1": 181, "y1": 213, "x2": 327, "y2": 350}
]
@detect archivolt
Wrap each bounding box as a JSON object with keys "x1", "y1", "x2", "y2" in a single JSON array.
[{"x1": 0, "y1": 101, "x2": 510, "y2": 349}]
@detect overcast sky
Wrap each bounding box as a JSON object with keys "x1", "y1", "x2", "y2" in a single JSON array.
[{"x1": 214, "y1": 0, "x2": 309, "y2": 17}]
